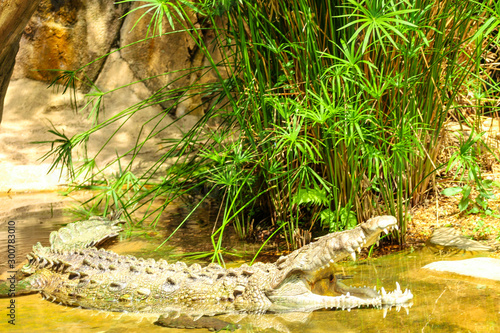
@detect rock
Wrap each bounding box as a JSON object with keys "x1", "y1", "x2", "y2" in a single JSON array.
[
  {"x1": 87, "y1": 47, "x2": 182, "y2": 171},
  {"x1": 9, "y1": 1, "x2": 227, "y2": 120},
  {"x1": 12, "y1": 0, "x2": 128, "y2": 89},
  {"x1": 119, "y1": 3, "x2": 225, "y2": 117},
  {"x1": 427, "y1": 227, "x2": 494, "y2": 252},
  {"x1": 423, "y1": 257, "x2": 500, "y2": 281},
  {"x1": 0, "y1": 74, "x2": 183, "y2": 192},
  {"x1": 0, "y1": 2, "x2": 224, "y2": 192},
  {"x1": 0, "y1": 78, "x2": 86, "y2": 191},
  {"x1": 120, "y1": 2, "x2": 198, "y2": 114}
]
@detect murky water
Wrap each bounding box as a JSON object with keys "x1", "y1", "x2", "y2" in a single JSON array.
[{"x1": 0, "y1": 192, "x2": 499, "y2": 332}]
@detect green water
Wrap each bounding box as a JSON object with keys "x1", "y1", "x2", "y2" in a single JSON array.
[{"x1": 0, "y1": 192, "x2": 499, "y2": 332}]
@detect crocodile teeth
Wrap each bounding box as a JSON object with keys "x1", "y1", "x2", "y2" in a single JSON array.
[
  {"x1": 395, "y1": 282, "x2": 401, "y2": 292},
  {"x1": 394, "y1": 225, "x2": 399, "y2": 230},
  {"x1": 350, "y1": 252, "x2": 356, "y2": 261},
  {"x1": 380, "y1": 287, "x2": 387, "y2": 296},
  {"x1": 383, "y1": 307, "x2": 388, "y2": 318},
  {"x1": 383, "y1": 228, "x2": 389, "y2": 235}
]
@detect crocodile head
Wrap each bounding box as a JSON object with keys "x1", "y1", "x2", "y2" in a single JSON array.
[{"x1": 259, "y1": 216, "x2": 412, "y2": 311}]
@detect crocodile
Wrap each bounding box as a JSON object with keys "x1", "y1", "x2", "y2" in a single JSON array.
[{"x1": 2, "y1": 213, "x2": 413, "y2": 330}]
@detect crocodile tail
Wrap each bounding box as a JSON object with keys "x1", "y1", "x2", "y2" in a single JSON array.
[{"x1": 49, "y1": 211, "x2": 125, "y2": 251}]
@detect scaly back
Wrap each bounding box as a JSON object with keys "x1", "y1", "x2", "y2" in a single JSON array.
[{"x1": 49, "y1": 211, "x2": 125, "y2": 251}]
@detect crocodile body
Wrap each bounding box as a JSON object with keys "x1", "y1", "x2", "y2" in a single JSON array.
[{"x1": 8, "y1": 214, "x2": 413, "y2": 326}]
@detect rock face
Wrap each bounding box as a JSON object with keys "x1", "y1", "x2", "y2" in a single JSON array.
[
  {"x1": 118, "y1": 3, "x2": 225, "y2": 116},
  {"x1": 12, "y1": 0, "x2": 127, "y2": 88},
  {"x1": 119, "y1": 3, "x2": 197, "y2": 112},
  {"x1": 0, "y1": 49, "x2": 183, "y2": 192},
  {"x1": 11, "y1": 0, "x2": 218, "y2": 115},
  {"x1": 1, "y1": 1, "x2": 222, "y2": 191}
]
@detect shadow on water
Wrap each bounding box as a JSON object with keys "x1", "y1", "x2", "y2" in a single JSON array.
[{"x1": 0, "y1": 192, "x2": 499, "y2": 332}]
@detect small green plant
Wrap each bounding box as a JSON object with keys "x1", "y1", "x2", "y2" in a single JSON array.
[
  {"x1": 472, "y1": 220, "x2": 493, "y2": 238},
  {"x1": 320, "y1": 206, "x2": 358, "y2": 233},
  {"x1": 441, "y1": 131, "x2": 500, "y2": 214},
  {"x1": 441, "y1": 180, "x2": 500, "y2": 214}
]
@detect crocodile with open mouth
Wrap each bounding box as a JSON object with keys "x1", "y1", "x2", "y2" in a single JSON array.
[{"x1": 2, "y1": 213, "x2": 413, "y2": 330}]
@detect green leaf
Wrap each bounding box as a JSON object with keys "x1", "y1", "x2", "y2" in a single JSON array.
[
  {"x1": 339, "y1": 208, "x2": 357, "y2": 230},
  {"x1": 320, "y1": 209, "x2": 336, "y2": 230},
  {"x1": 441, "y1": 187, "x2": 463, "y2": 196},
  {"x1": 458, "y1": 196, "x2": 470, "y2": 212},
  {"x1": 479, "y1": 189, "x2": 495, "y2": 200},
  {"x1": 462, "y1": 185, "x2": 472, "y2": 199},
  {"x1": 482, "y1": 179, "x2": 493, "y2": 188},
  {"x1": 475, "y1": 196, "x2": 487, "y2": 210},
  {"x1": 293, "y1": 187, "x2": 329, "y2": 206},
  {"x1": 469, "y1": 206, "x2": 480, "y2": 214}
]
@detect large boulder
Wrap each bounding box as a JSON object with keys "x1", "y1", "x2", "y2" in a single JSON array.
[
  {"x1": 119, "y1": 2, "x2": 199, "y2": 115},
  {"x1": 0, "y1": 47, "x2": 188, "y2": 192},
  {"x1": 0, "y1": 1, "x2": 227, "y2": 191},
  {"x1": 423, "y1": 257, "x2": 500, "y2": 281},
  {"x1": 12, "y1": 0, "x2": 127, "y2": 89}
]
